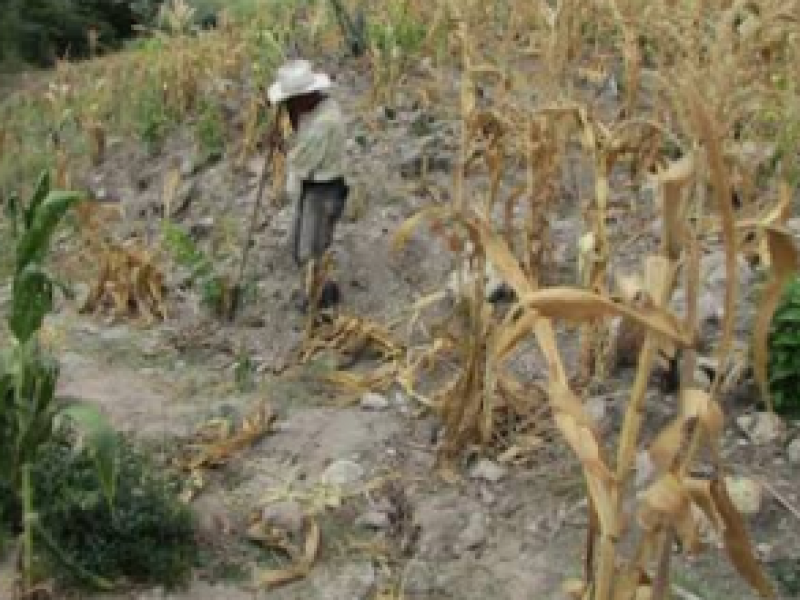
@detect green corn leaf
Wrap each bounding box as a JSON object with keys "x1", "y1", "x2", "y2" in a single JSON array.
[
  {"x1": 24, "y1": 171, "x2": 51, "y2": 230},
  {"x1": 56, "y1": 399, "x2": 118, "y2": 509},
  {"x1": 10, "y1": 265, "x2": 54, "y2": 343},
  {"x1": 16, "y1": 191, "x2": 81, "y2": 271}
]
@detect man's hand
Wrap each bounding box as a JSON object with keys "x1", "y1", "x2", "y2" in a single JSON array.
[{"x1": 265, "y1": 120, "x2": 285, "y2": 154}]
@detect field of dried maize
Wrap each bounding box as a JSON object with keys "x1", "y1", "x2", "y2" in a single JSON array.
[{"x1": 2, "y1": 0, "x2": 800, "y2": 599}]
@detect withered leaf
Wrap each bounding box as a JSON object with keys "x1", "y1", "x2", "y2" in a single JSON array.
[
  {"x1": 710, "y1": 478, "x2": 776, "y2": 597},
  {"x1": 753, "y1": 226, "x2": 799, "y2": 410}
]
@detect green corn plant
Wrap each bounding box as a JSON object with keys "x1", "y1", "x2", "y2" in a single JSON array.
[
  {"x1": 328, "y1": 0, "x2": 368, "y2": 57},
  {"x1": 162, "y1": 220, "x2": 234, "y2": 317},
  {"x1": 0, "y1": 171, "x2": 118, "y2": 591}
]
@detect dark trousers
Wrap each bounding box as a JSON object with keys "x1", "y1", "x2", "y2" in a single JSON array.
[{"x1": 291, "y1": 177, "x2": 349, "y2": 267}]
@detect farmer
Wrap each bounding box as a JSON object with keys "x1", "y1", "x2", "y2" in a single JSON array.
[{"x1": 267, "y1": 59, "x2": 349, "y2": 312}]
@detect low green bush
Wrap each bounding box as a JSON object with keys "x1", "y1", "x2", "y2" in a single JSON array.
[
  {"x1": 768, "y1": 274, "x2": 800, "y2": 418},
  {"x1": 26, "y1": 432, "x2": 197, "y2": 590}
]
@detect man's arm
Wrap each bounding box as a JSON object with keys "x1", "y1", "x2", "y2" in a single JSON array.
[{"x1": 285, "y1": 119, "x2": 333, "y2": 201}]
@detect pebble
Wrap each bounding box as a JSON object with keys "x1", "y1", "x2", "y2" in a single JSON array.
[
  {"x1": 321, "y1": 460, "x2": 365, "y2": 487},
  {"x1": 360, "y1": 391, "x2": 390, "y2": 411},
  {"x1": 634, "y1": 450, "x2": 656, "y2": 489},
  {"x1": 725, "y1": 476, "x2": 763, "y2": 516},
  {"x1": 456, "y1": 513, "x2": 488, "y2": 552},
  {"x1": 469, "y1": 459, "x2": 508, "y2": 483},
  {"x1": 355, "y1": 510, "x2": 391, "y2": 530},
  {"x1": 401, "y1": 559, "x2": 439, "y2": 596},
  {"x1": 788, "y1": 438, "x2": 800, "y2": 464},
  {"x1": 261, "y1": 500, "x2": 304, "y2": 535},
  {"x1": 737, "y1": 412, "x2": 785, "y2": 445},
  {"x1": 585, "y1": 397, "x2": 610, "y2": 432},
  {"x1": 99, "y1": 325, "x2": 130, "y2": 343},
  {"x1": 479, "y1": 487, "x2": 497, "y2": 506}
]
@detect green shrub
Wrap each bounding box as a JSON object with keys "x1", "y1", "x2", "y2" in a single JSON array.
[
  {"x1": 162, "y1": 221, "x2": 231, "y2": 315},
  {"x1": 134, "y1": 78, "x2": 175, "y2": 154},
  {"x1": 768, "y1": 274, "x2": 800, "y2": 418},
  {"x1": 194, "y1": 97, "x2": 226, "y2": 163},
  {"x1": 0, "y1": 0, "x2": 157, "y2": 67},
  {"x1": 368, "y1": 0, "x2": 426, "y2": 61},
  {"x1": 27, "y1": 432, "x2": 197, "y2": 590}
]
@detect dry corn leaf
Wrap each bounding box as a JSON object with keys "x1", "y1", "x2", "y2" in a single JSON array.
[
  {"x1": 517, "y1": 288, "x2": 691, "y2": 347},
  {"x1": 162, "y1": 166, "x2": 182, "y2": 217},
  {"x1": 492, "y1": 308, "x2": 541, "y2": 362},
  {"x1": 638, "y1": 474, "x2": 689, "y2": 530},
  {"x1": 611, "y1": 567, "x2": 652, "y2": 600},
  {"x1": 710, "y1": 478, "x2": 775, "y2": 597},
  {"x1": 752, "y1": 226, "x2": 799, "y2": 410},
  {"x1": 181, "y1": 402, "x2": 275, "y2": 470},
  {"x1": 549, "y1": 381, "x2": 617, "y2": 535},
  {"x1": 392, "y1": 206, "x2": 456, "y2": 257},
  {"x1": 563, "y1": 579, "x2": 588, "y2": 599},
  {"x1": 256, "y1": 518, "x2": 320, "y2": 589},
  {"x1": 81, "y1": 243, "x2": 167, "y2": 323},
  {"x1": 652, "y1": 153, "x2": 696, "y2": 260},
  {"x1": 684, "y1": 477, "x2": 725, "y2": 533},
  {"x1": 680, "y1": 388, "x2": 724, "y2": 439},
  {"x1": 649, "y1": 419, "x2": 686, "y2": 473}
]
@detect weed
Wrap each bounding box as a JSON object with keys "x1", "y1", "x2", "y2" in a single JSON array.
[
  {"x1": 162, "y1": 221, "x2": 233, "y2": 316},
  {"x1": 134, "y1": 76, "x2": 175, "y2": 154},
  {"x1": 194, "y1": 96, "x2": 226, "y2": 163},
  {"x1": 28, "y1": 432, "x2": 197, "y2": 590},
  {"x1": 234, "y1": 350, "x2": 257, "y2": 392}
]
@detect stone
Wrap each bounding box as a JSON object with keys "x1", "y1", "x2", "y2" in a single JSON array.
[
  {"x1": 72, "y1": 282, "x2": 91, "y2": 310},
  {"x1": 307, "y1": 562, "x2": 376, "y2": 600},
  {"x1": 693, "y1": 366, "x2": 713, "y2": 389},
  {"x1": 788, "y1": 438, "x2": 800, "y2": 465},
  {"x1": 414, "y1": 498, "x2": 463, "y2": 559},
  {"x1": 271, "y1": 206, "x2": 294, "y2": 235},
  {"x1": 447, "y1": 259, "x2": 514, "y2": 303},
  {"x1": 701, "y1": 250, "x2": 754, "y2": 289},
  {"x1": 725, "y1": 476, "x2": 763, "y2": 516},
  {"x1": 261, "y1": 500, "x2": 304, "y2": 535},
  {"x1": 456, "y1": 513, "x2": 488, "y2": 552},
  {"x1": 355, "y1": 510, "x2": 391, "y2": 530},
  {"x1": 180, "y1": 151, "x2": 205, "y2": 177},
  {"x1": 585, "y1": 397, "x2": 610, "y2": 432},
  {"x1": 360, "y1": 392, "x2": 390, "y2": 411},
  {"x1": 634, "y1": 450, "x2": 656, "y2": 490},
  {"x1": 100, "y1": 325, "x2": 130, "y2": 343},
  {"x1": 170, "y1": 179, "x2": 199, "y2": 217},
  {"x1": 194, "y1": 495, "x2": 234, "y2": 540},
  {"x1": 321, "y1": 460, "x2": 365, "y2": 487},
  {"x1": 190, "y1": 216, "x2": 216, "y2": 237},
  {"x1": 479, "y1": 487, "x2": 497, "y2": 506},
  {"x1": 246, "y1": 155, "x2": 266, "y2": 178},
  {"x1": 737, "y1": 412, "x2": 785, "y2": 445},
  {"x1": 469, "y1": 459, "x2": 508, "y2": 483},
  {"x1": 399, "y1": 136, "x2": 452, "y2": 179},
  {"x1": 400, "y1": 559, "x2": 439, "y2": 596}
]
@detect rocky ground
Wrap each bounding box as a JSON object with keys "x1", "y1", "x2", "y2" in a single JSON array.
[{"x1": 2, "y1": 54, "x2": 800, "y2": 600}]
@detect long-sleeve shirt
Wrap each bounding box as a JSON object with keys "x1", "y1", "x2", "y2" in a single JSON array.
[{"x1": 285, "y1": 97, "x2": 346, "y2": 203}]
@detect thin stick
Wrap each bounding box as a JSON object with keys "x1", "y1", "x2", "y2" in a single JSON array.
[
  {"x1": 229, "y1": 106, "x2": 282, "y2": 321},
  {"x1": 760, "y1": 479, "x2": 800, "y2": 523}
]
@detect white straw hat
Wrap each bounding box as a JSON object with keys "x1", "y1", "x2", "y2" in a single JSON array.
[{"x1": 268, "y1": 59, "x2": 332, "y2": 104}]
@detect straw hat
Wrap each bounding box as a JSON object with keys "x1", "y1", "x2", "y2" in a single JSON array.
[{"x1": 268, "y1": 59, "x2": 332, "y2": 104}]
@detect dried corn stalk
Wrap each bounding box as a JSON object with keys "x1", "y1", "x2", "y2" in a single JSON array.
[{"x1": 81, "y1": 242, "x2": 167, "y2": 324}]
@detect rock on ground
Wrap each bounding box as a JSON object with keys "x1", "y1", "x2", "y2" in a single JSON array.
[
  {"x1": 321, "y1": 460, "x2": 365, "y2": 487},
  {"x1": 788, "y1": 438, "x2": 800, "y2": 465}
]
